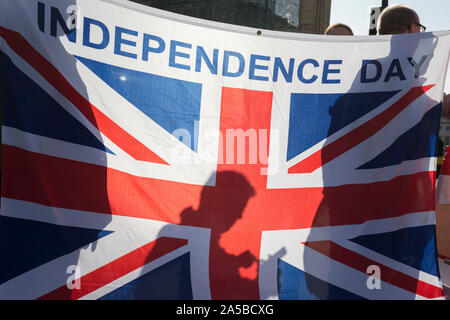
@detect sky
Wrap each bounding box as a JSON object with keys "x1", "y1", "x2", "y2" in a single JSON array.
[{"x1": 329, "y1": 0, "x2": 450, "y2": 93}]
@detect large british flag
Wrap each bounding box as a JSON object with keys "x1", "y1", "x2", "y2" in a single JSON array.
[{"x1": 1, "y1": 0, "x2": 450, "y2": 300}]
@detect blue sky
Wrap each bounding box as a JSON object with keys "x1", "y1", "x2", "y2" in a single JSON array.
[{"x1": 330, "y1": 0, "x2": 450, "y2": 92}]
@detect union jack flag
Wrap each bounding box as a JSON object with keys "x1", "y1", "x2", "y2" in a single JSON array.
[{"x1": 0, "y1": 1, "x2": 448, "y2": 300}]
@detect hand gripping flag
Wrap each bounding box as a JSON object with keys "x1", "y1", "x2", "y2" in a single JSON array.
[{"x1": 1, "y1": 0, "x2": 450, "y2": 300}]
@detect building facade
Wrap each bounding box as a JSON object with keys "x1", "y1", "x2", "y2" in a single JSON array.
[
  {"x1": 131, "y1": 0, "x2": 331, "y2": 34},
  {"x1": 298, "y1": 0, "x2": 331, "y2": 34}
]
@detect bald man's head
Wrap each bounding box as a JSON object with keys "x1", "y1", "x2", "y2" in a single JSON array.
[{"x1": 377, "y1": 5, "x2": 421, "y2": 35}]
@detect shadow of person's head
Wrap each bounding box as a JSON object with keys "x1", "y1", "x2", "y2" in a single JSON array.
[{"x1": 181, "y1": 171, "x2": 255, "y2": 234}]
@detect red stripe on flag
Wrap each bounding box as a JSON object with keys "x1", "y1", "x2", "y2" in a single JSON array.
[
  {"x1": 1, "y1": 145, "x2": 436, "y2": 227},
  {"x1": 38, "y1": 237, "x2": 188, "y2": 300},
  {"x1": 0, "y1": 26, "x2": 167, "y2": 164},
  {"x1": 209, "y1": 87, "x2": 274, "y2": 299},
  {"x1": 288, "y1": 85, "x2": 434, "y2": 174},
  {"x1": 305, "y1": 241, "x2": 444, "y2": 299},
  {"x1": 1, "y1": 145, "x2": 199, "y2": 223}
]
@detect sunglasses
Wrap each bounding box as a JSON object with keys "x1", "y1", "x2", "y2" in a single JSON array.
[{"x1": 408, "y1": 22, "x2": 427, "y2": 32}]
